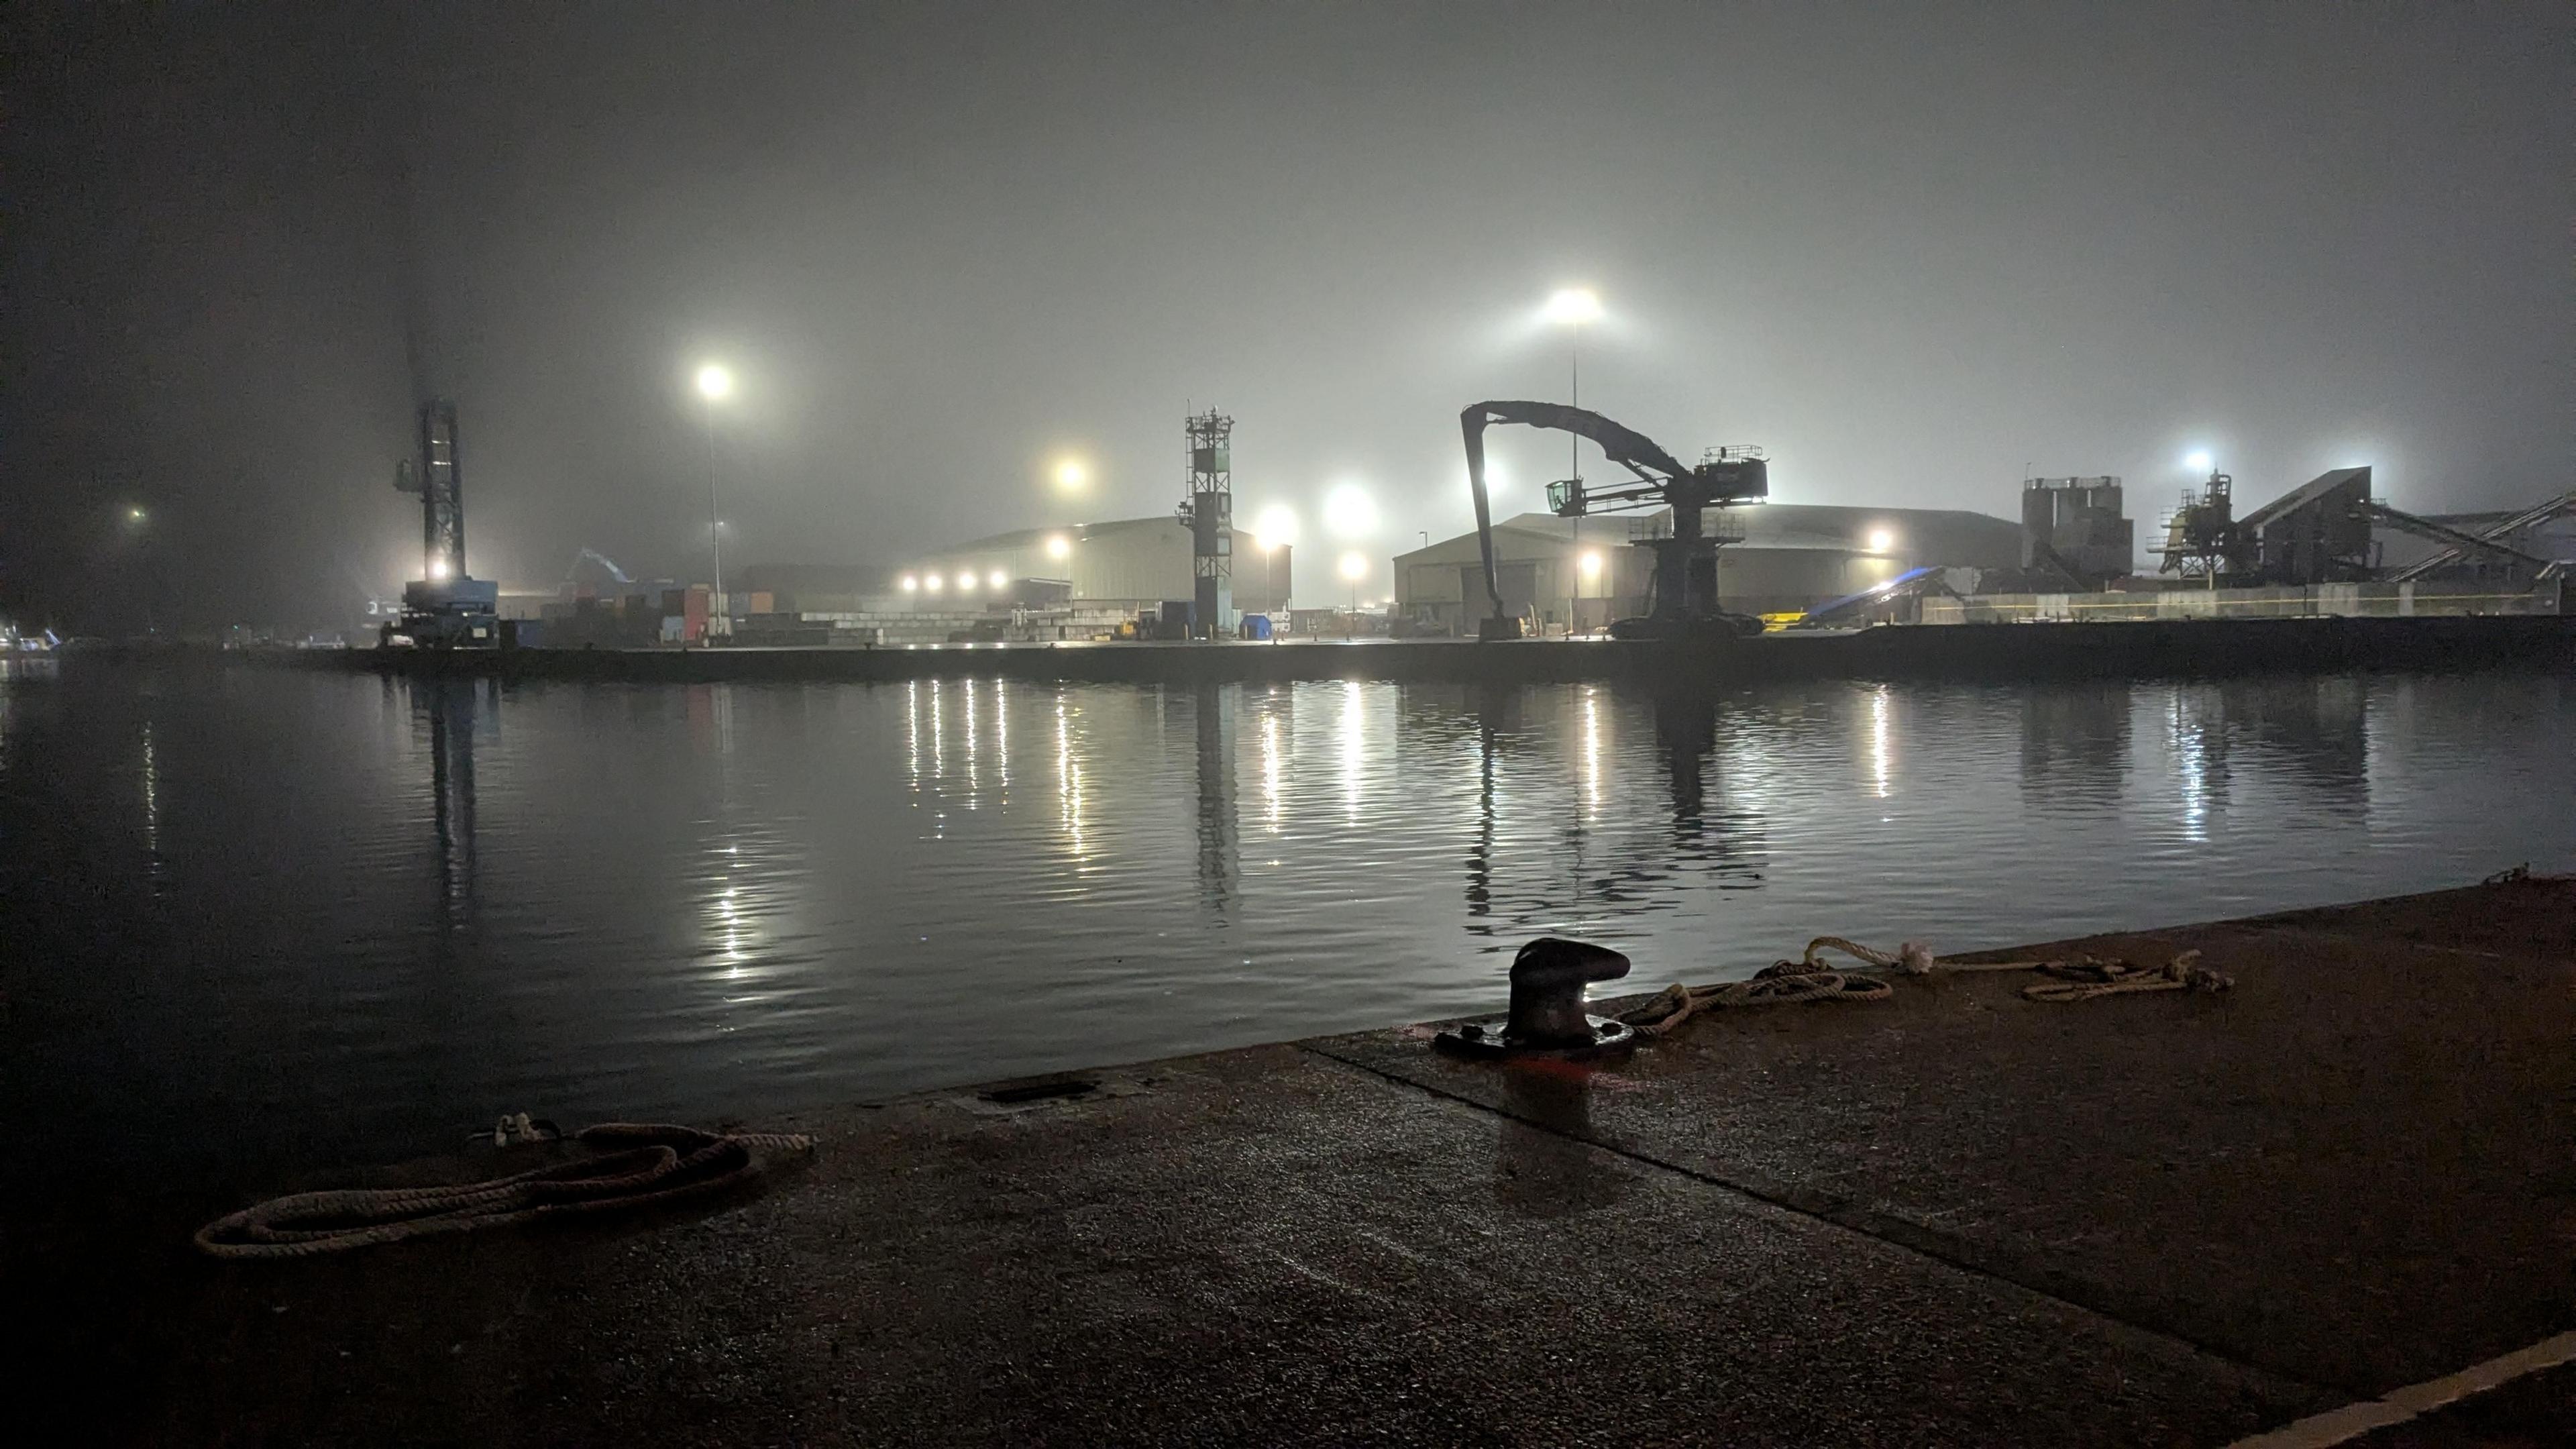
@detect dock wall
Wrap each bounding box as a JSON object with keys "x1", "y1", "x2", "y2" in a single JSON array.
[{"x1": 305, "y1": 611, "x2": 2576, "y2": 687}]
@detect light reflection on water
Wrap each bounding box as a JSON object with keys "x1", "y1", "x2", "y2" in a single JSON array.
[{"x1": 0, "y1": 663, "x2": 2569, "y2": 1175}]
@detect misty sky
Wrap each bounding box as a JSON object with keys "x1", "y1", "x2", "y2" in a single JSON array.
[{"x1": 5, "y1": 1, "x2": 2568, "y2": 628}]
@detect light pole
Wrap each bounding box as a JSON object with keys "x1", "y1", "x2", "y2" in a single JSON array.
[
  {"x1": 1545, "y1": 287, "x2": 1601, "y2": 634},
  {"x1": 1339, "y1": 551, "x2": 1367, "y2": 638},
  {"x1": 1253, "y1": 504, "x2": 1297, "y2": 639},
  {"x1": 695, "y1": 362, "x2": 734, "y2": 639}
]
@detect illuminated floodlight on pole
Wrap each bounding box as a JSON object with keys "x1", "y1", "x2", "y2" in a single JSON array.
[
  {"x1": 1338, "y1": 550, "x2": 1370, "y2": 636},
  {"x1": 1543, "y1": 286, "x2": 1603, "y2": 633},
  {"x1": 694, "y1": 362, "x2": 735, "y2": 640},
  {"x1": 2184, "y1": 449, "x2": 2214, "y2": 474},
  {"x1": 1252, "y1": 505, "x2": 1298, "y2": 623}
]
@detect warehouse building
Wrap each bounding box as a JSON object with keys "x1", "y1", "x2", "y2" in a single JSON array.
[{"x1": 1393, "y1": 504, "x2": 2021, "y2": 634}]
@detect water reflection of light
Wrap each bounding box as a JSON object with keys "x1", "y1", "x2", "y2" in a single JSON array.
[
  {"x1": 1261, "y1": 709, "x2": 1283, "y2": 831},
  {"x1": 1582, "y1": 687, "x2": 1601, "y2": 813},
  {"x1": 994, "y1": 680, "x2": 1008, "y2": 792},
  {"x1": 931, "y1": 682, "x2": 945, "y2": 779},
  {"x1": 140, "y1": 720, "x2": 161, "y2": 857},
  {"x1": 702, "y1": 853, "x2": 757, "y2": 977},
  {"x1": 1341, "y1": 681, "x2": 1365, "y2": 820},
  {"x1": 905, "y1": 680, "x2": 921, "y2": 790},
  {"x1": 965, "y1": 678, "x2": 979, "y2": 800},
  {"x1": 2174, "y1": 697, "x2": 2209, "y2": 843},
  {"x1": 1869, "y1": 685, "x2": 1893, "y2": 799},
  {"x1": 1056, "y1": 694, "x2": 1087, "y2": 861}
]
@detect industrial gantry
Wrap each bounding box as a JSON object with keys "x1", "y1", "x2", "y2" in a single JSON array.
[{"x1": 1179, "y1": 409, "x2": 1234, "y2": 637}]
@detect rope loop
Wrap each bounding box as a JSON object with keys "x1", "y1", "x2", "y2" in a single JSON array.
[
  {"x1": 1620, "y1": 935, "x2": 2231, "y2": 1036},
  {"x1": 194, "y1": 1122, "x2": 815, "y2": 1259}
]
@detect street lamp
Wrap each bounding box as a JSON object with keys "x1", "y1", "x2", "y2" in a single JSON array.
[
  {"x1": 2184, "y1": 449, "x2": 2214, "y2": 474},
  {"x1": 1338, "y1": 551, "x2": 1368, "y2": 637},
  {"x1": 1867, "y1": 529, "x2": 1895, "y2": 553},
  {"x1": 1054, "y1": 458, "x2": 1088, "y2": 493},
  {"x1": 695, "y1": 362, "x2": 735, "y2": 640},
  {"x1": 1044, "y1": 534, "x2": 1073, "y2": 561}
]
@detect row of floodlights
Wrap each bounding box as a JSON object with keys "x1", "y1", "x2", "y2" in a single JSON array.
[
  {"x1": 902, "y1": 568, "x2": 1013, "y2": 595},
  {"x1": 902, "y1": 534, "x2": 1083, "y2": 594}
]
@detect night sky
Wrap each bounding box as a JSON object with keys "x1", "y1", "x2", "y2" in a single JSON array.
[{"x1": 4, "y1": 1, "x2": 2567, "y2": 630}]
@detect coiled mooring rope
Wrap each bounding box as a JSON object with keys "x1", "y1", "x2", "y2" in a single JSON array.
[
  {"x1": 1620, "y1": 936, "x2": 2233, "y2": 1036},
  {"x1": 193, "y1": 1122, "x2": 815, "y2": 1260}
]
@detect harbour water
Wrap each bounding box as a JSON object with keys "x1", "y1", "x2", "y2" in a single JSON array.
[{"x1": 3, "y1": 659, "x2": 2569, "y2": 1179}]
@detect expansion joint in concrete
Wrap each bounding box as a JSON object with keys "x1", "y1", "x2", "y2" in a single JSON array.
[{"x1": 1295, "y1": 1038, "x2": 2357, "y2": 1403}]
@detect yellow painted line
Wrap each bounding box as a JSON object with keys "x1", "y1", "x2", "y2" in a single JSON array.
[{"x1": 2224, "y1": 1330, "x2": 2576, "y2": 1448}]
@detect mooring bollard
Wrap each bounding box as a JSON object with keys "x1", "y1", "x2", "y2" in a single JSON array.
[{"x1": 1434, "y1": 936, "x2": 1638, "y2": 1059}]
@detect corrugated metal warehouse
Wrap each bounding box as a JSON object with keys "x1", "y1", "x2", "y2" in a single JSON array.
[
  {"x1": 902, "y1": 516, "x2": 1291, "y2": 615},
  {"x1": 1394, "y1": 504, "x2": 2023, "y2": 633}
]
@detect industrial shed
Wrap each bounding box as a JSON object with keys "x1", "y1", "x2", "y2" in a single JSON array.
[{"x1": 1393, "y1": 504, "x2": 2021, "y2": 634}]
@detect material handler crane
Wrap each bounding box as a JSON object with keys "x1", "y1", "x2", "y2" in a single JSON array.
[{"x1": 1460, "y1": 400, "x2": 1768, "y2": 640}]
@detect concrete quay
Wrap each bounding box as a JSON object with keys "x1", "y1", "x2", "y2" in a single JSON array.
[
  {"x1": 35, "y1": 875, "x2": 2576, "y2": 1445},
  {"x1": 315, "y1": 610, "x2": 2576, "y2": 687}
]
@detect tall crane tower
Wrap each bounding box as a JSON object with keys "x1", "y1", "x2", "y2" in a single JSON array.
[{"x1": 1180, "y1": 409, "x2": 1234, "y2": 636}]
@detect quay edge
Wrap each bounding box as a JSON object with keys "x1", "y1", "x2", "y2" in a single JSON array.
[{"x1": 299, "y1": 610, "x2": 2576, "y2": 686}]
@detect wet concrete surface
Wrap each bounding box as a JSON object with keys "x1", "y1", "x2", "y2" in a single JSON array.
[
  {"x1": 1313, "y1": 877, "x2": 2576, "y2": 1398},
  {"x1": 25, "y1": 878, "x2": 2575, "y2": 1445}
]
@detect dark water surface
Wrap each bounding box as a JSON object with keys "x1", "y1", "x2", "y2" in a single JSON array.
[{"x1": 4, "y1": 659, "x2": 2569, "y2": 1178}]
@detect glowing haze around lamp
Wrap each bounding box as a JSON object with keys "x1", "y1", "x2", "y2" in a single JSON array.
[
  {"x1": 1252, "y1": 504, "x2": 1299, "y2": 550},
  {"x1": 1543, "y1": 287, "x2": 1603, "y2": 326}
]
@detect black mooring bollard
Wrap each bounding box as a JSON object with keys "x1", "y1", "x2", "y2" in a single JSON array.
[{"x1": 1435, "y1": 936, "x2": 1638, "y2": 1059}]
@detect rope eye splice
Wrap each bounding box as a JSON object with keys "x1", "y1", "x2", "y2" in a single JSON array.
[
  {"x1": 1434, "y1": 937, "x2": 1641, "y2": 1060},
  {"x1": 193, "y1": 1121, "x2": 817, "y2": 1260}
]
